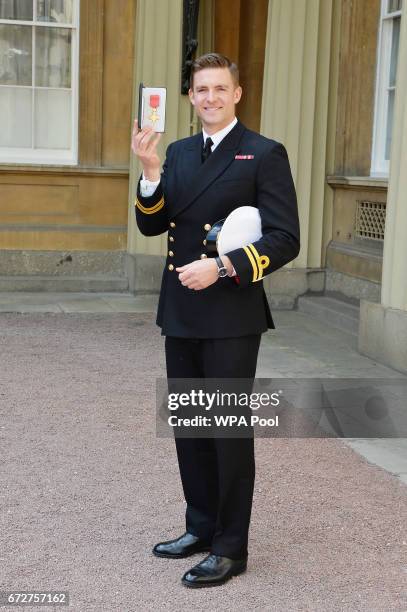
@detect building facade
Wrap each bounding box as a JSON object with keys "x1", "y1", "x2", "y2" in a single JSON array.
[
  {"x1": 0, "y1": 0, "x2": 406, "y2": 372},
  {"x1": 0, "y1": 0, "x2": 135, "y2": 289}
]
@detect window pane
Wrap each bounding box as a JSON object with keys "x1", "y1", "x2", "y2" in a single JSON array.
[
  {"x1": 35, "y1": 26, "x2": 71, "y2": 87},
  {"x1": 34, "y1": 88, "x2": 71, "y2": 148},
  {"x1": 0, "y1": 86, "x2": 32, "y2": 147},
  {"x1": 389, "y1": 17, "x2": 400, "y2": 87},
  {"x1": 385, "y1": 89, "x2": 394, "y2": 160},
  {"x1": 0, "y1": 24, "x2": 32, "y2": 85},
  {"x1": 0, "y1": 0, "x2": 33, "y2": 20},
  {"x1": 387, "y1": 0, "x2": 402, "y2": 13},
  {"x1": 37, "y1": 0, "x2": 73, "y2": 24}
]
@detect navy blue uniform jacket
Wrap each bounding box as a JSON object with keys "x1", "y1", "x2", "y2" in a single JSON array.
[{"x1": 135, "y1": 120, "x2": 300, "y2": 338}]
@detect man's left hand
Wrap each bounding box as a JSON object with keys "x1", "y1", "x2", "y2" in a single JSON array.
[{"x1": 176, "y1": 259, "x2": 218, "y2": 290}]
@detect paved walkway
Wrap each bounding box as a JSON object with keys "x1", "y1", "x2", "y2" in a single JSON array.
[
  {"x1": 1, "y1": 292, "x2": 405, "y2": 483},
  {"x1": 0, "y1": 291, "x2": 159, "y2": 314},
  {"x1": 0, "y1": 293, "x2": 406, "y2": 611}
]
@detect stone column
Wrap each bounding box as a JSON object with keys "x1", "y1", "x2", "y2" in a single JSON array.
[
  {"x1": 260, "y1": 0, "x2": 335, "y2": 300},
  {"x1": 359, "y1": 8, "x2": 407, "y2": 373},
  {"x1": 126, "y1": 0, "x2": 191, "y2": 291}
]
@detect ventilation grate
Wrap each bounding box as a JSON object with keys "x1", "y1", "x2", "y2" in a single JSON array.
[{"x1": 355, "y1": 200, "x2": 386, "y2": 241}]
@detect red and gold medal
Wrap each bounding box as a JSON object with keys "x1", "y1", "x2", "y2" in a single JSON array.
[{"x1": 149, "y1": 94, "x2": 160, "y2": 125}]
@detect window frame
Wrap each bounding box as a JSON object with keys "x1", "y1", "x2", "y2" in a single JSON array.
[
  {"x1": 371, "y1": 0, "x2": 403, "y2": 176},
  {"x1": 0, "y1": 0, "x2": 80, "y2": 165}
]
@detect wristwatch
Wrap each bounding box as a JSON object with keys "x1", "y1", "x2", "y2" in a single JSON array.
[{"x1": 215, "y1": 256, "x2": 228, "y2": 278}]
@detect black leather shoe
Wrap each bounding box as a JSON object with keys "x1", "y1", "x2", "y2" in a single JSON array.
[
  {"x1": 181, "y1": 553, "x2": 247, "y2": 587},
  {"x1": 153, "y1": 532, "x2": 211, "y2": 559}
]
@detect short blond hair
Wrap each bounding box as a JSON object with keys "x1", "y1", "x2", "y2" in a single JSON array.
[{"x1": 190, "y1": 53, "x2": 239, "y2": 89}]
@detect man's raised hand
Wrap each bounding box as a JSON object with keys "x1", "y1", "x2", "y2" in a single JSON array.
[{"x1": 131, "y1": 119, "x2": 162, "y2": 181}]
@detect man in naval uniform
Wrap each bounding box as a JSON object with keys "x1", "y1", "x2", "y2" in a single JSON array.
[{"x1": 131, "y1": 53, "x2": 300, "y2": 588}]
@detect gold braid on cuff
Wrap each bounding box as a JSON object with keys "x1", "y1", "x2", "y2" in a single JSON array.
[
  {"x1": 135, "y1": 196, "x2": 165, "y2": 214},
  {"x1": 243, "y1": 244, "x2": 270, "y2": 282}
]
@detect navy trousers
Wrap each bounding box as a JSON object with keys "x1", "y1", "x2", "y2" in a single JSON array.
[{"x1": 165, "y1": 334, "x2": 261, "y2": 559}]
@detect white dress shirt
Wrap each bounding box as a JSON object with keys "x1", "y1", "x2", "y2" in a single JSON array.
[{"x1": 202, "y1": 116, "x2": 238, "y2": 153}]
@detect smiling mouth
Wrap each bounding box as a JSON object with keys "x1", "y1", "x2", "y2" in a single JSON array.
[{"x1": 204, "y1": 107, "x2": 222, "y2": 111}]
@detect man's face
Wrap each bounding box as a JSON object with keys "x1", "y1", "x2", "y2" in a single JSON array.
[{"x1": 188, "y1": 67, "x2": 242, "y2": 134}]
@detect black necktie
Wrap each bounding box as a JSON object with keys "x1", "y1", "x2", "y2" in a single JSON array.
[{"x1": 201, "y1": 137, "x2": 213, "y2": 163}]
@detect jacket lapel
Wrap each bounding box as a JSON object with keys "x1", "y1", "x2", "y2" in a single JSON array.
[{"x1": 172, "y1": 120, "x2": 246, "y2": 218}]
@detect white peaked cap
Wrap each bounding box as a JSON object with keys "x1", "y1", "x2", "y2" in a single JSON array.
[{"x1": 217, "y1": 206, "x2": 262, "y2": 255}]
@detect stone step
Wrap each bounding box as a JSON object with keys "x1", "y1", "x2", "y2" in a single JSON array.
[
  {"x1": 0, "y1": 250, "x2": 126, "y2": 276},
  {"x1": 297, "y1": 295, "x2": 360, "y2": 335},
  {"x1": 268, "y1": 294, "x2": 296, "y2": 309},
  {"x1": 0, "y1": 275, "x2": 129, "y2": 292}
]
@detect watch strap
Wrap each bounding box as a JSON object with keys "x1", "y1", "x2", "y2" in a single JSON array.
[{"x1": 215, "y1": 256, "x2": 228, "y2": 277}]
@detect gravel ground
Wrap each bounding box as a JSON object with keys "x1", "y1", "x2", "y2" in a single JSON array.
[{"x1": 0, "y1": 313, "x2": 406, "y2": 612}]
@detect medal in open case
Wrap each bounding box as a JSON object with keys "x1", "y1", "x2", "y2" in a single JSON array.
[{"x1": 138, "y1": 83, "x2": 167, "y2": 133}]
